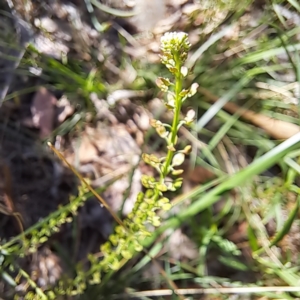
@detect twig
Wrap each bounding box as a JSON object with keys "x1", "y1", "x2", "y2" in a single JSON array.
[{"x1": 122, "y1": 286, "x2": 300, "y2": 298}]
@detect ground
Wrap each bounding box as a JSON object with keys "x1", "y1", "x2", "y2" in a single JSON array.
[{"x1": 1, "y1": 0, "x2": 300, "y2": 299}]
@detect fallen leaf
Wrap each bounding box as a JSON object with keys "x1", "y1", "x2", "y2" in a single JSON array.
[
  {"x1": 132, "y1": 0, "x2": 166, "y2": 32},
  {"x1": 199, "y1": 87, "x2": 300, "y2": 140},
  {"x1": 31, "y1": 87, "x2": 57, "y2": 138},
  {"x1": 188, "y1": 165, "x2": 215, "y2": 184},
  {"x1": 56, "y1": 96, "x2": 74, "y2": 123},
  {"x1": 76, "y1": 133, "x2": 98, "y2": 164}
]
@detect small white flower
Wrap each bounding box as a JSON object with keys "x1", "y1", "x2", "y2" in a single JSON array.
[{"x1": 172, "y1": 152, "x2": 185, "y2": 167}]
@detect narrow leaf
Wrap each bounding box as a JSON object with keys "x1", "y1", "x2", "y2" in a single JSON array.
[{"x1": 270, "y1": 196, "x2": 300, "y2": 247}]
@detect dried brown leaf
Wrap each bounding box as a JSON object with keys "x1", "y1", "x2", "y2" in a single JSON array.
[{"x1": 31, "y1": 87, "x2": 57, "y2": 138}]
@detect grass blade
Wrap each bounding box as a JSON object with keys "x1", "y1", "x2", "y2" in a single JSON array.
[{"x1": 269, "y1": 196, "x2": 300, "y2": 247}]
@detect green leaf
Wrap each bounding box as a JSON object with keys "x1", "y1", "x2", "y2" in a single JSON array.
[
  {"x1": 270, "y1": 196, "x2": 300, "y2": 247},
  {"x1": 1, "y1": 271, "x2": 16, "y2": 287},
  {"x1": 247, "y1": 225, "x2": 259, "y2": 252},
  {"x1": 218, "y1": 256, "x2": 248, "y2": 271}
]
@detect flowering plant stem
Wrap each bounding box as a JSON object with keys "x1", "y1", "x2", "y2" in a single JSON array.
[
  {"x1": 90, "y1": 32, "x2": 199, "y2": 278},
  {"x1": 37, "y1": 32, "x2": 200, "y2": 293},
  {"x1": 162, "y1": 54, "x2": 183, "y2": 178}
]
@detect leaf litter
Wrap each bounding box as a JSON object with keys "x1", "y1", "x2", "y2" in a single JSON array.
[{"x1": 0, "y1": 0, "x2": 300, "y2": 298}]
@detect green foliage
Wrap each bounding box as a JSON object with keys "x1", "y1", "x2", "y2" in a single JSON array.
[
  {"x1": 0, "y1": 183, "x2": 90, "y2": 297},
  {"x1": 2, "y1": 184, "x2": 89, "y2": 256},
  {"x1": 25, "y1": 45, "x2": 106, "y2": 109},
  {"x1": 2, "y1": 2, "x2": 300, "y2": 297}
]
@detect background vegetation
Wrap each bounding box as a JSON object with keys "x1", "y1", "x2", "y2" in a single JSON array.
[{"x1": 1, "y1": 0, "x2": 300, "y2": 299}]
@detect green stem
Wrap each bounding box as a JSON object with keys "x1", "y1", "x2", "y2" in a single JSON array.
[{"x1": 162, "y1": 53, "x2": 183, "y2": 178}]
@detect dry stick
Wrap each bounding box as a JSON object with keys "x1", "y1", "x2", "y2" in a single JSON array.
[
  {"x1": 198, "y1": 87, "x2": 300, "y2": 140},
  {"x1": 47, "y1": 142, "x2": 124, "y2": 227},
  {"x1": 2, "y1": 162, "x2": 24, "y2": 233},
  {"x1": 124, "y1": 286, "x2": 300, "y2": 298}
]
